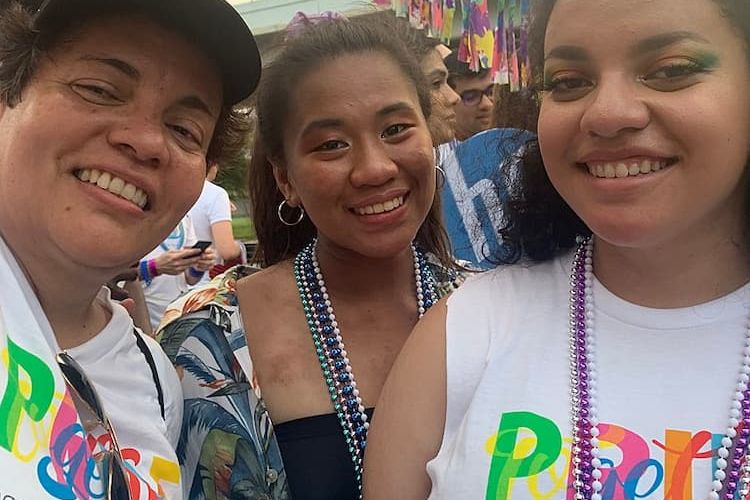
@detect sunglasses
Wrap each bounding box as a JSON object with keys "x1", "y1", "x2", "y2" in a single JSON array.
[
  {"x1": 57, "y1": 352, "x2": 132, "y2": 500},
  {"x1": 459, "y1": 84, "x2": 495, "y2": 106}
]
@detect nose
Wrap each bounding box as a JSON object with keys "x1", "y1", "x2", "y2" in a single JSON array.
[
  {"x1": 579, "y1": 76, "x2": 650, "y2": 138},
  {"x1": 107, "y1": 111, "x2": 170, "y2": 168},
  {"x1": 445, "y1": 85, "x2": 460, "y2": 107},
  {"x1": 478, "y1": 92, "x2": 494, "y2": 110},
  {"x1": 349, "y1": 139, "x2": 399, "y2": 188}
]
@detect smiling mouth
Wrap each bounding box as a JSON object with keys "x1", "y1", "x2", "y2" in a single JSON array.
[
  {"x1": 584, "y1": 158, "x2": 676, "y2": 179},
  {"x1": 352, "y1": 195, "x2": 405, "y2": 216},
  {"x1": 74, "y1": 168, "x2": 149, "y2": 209}
]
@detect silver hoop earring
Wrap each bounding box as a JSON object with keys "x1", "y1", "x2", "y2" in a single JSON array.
[
  {"x1": 277, "y1": 199, "x2": 305, "y2": 226},
  {"x1": 435, "y1": 165, "x2": 446, "y2": 189}
]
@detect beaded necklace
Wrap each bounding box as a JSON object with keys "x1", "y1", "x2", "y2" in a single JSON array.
[
  {"x1": 568, "y1": 237, "x2": 750, "y2": 500},
  {"x1": 293, "y1": 239, "x2": 438, "y2": 497}
]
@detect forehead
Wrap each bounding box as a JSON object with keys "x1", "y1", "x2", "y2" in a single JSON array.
[
  {"x1": 421, "y1": 49, "x2": 447, "y2": 74},
  {"x1": 49, "y1": 15, "x2": 223, "y2": 112},
  {"x1": 545, "y1": 0, "x2": 734, "y2": 54},
  {"x1": 288, "y1": 52, "x2": 422, "y2": 126},
  {"x1": 453, "y1": 70, "x2": 492, "y2": 90}
]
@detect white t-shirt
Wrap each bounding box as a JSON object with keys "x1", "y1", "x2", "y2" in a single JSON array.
[
  {"x1": 188, "y1": 179, "x2": 232, "y2": 244},
  {"x1": 0, "y1": 236, "x2": 182, "y2": 499},
  {"x1": 428, "y1": 252, "x2": 750, "y2": 499},
  {"x1": 188, "y1": 180, "x2": 234, "y2": 286},
  {"x1": 142, "y1": 217, "x2": 197, "y2": 329}
]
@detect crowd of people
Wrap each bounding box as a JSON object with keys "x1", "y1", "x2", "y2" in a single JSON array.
[{"x1": 0, "y1": 0, "x2": 748, "y2": 499}]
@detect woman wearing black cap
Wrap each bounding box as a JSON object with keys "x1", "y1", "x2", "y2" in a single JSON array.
[{"x1": 0, "y1": 0, "x2": 260, "y2": 498}]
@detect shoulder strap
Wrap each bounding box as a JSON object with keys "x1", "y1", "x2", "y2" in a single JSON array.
[{"x1": 132, "y1": 329, "x2": 166, "y2": 420}]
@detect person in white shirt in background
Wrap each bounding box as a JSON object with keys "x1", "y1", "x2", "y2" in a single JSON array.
[
  {"x1": 188, "y1": 161, "x2": 246, "y2": 283},
  {"x1": 140, "y1": 216, "x2": 216, "y2": 331}
]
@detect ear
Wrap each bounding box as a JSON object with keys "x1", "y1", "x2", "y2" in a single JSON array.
[{"x1": 271, "y1": 158, "x2": 301, "y2": 207}]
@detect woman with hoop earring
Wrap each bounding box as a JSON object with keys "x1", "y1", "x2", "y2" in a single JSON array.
[{"x1": 155, "y1": 15, "x2": 463, "y2": 500}]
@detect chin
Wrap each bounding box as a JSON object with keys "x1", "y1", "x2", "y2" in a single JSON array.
[
  {"x1": 585, "y1": 219, "x2": 673, "y2": 251},
  {"x1": 56, "y1": 234, "x2": 143, "y2": 271}
]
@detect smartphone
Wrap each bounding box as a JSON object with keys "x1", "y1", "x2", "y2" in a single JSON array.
[{"x1": 191, "y1": 241, "x2": 212, "y2": 253}]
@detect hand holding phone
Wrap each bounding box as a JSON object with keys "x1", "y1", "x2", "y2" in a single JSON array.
[{"x1": 191, "y1": 241, "x2": 212, "y2": 253}]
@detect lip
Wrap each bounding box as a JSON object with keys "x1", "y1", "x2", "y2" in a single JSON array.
[
  {"x1": 75, "y1": 174, "x2": 148, "y2": 218},
  {"x1": 578, "y1": 148, "x2": 676, "y2": 164},
  {"x1": 73, "y1": 164, "x2": 154, "y2": 207},
  {"x1": 72, "y1": 163, "x2": 156, "y2": 214},
  {"x1": 349, "y1": 188, "x2": 410, "y2": 210}
]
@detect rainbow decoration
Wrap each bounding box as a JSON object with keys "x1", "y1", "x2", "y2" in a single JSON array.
[{"x1": 374, "y1": 0, "x2": 532, "y2": 91}]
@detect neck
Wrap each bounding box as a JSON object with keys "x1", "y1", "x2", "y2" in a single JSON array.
[
  {"x1": 593, "y1": 230, "x2": 750, "y2": 308},
  {"x1": 6, "y1": 236, "x2": 112, "y2": 350},
  {"x1": 313, "y1": 240, "x2": 418, "y2": 302}
]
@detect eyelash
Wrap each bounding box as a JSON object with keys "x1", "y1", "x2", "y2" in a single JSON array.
[
  {"x1": 382, "y1": 123, "x2": 411, "y2": 138},
  {"x1": 314, "y1": 140, "x2": 347, "y2": 152},
  {"x1": 542, "y1": 59, "x2": 713, "y2": 100},
  {"x1": 71, "y1": 82, "x2": 121, "y2": 104},
  {"x1": 642, "y1": 60, "x2": 710, "y2": 81},
  {"x1": 170, "y1": 124, "x2": 200, "y2": 145}
]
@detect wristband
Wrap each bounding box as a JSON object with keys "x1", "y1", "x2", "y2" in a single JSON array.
[
  {"x1": 188, "y1": 267, "x2": 205, "y2": 279},
  {"x1": 148, "y1": 259, "x2": 160, "y2": 278},
  {"x1": 139, "y1": 259, "x2": 152, "y2": 286}
]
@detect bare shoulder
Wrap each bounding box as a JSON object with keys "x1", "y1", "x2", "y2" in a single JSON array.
[
  {"x1": 236, "y1": 259, "x2": 295, "y2": 293},
  {"x1": 363, "y1": 297, "x2": 448, "y2": 500}
]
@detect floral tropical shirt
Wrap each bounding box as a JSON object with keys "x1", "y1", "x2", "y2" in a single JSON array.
[{"x1": 156, "y1": 259, "x2": 464, "y2": 500}]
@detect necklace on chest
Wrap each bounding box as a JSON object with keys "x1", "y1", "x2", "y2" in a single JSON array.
[
  {"x1": 568, "y1": 237, "x2": 750, "y2": 500},
  {"x1": 293, "y1": 239, "x2": 438, "y2": 497}
]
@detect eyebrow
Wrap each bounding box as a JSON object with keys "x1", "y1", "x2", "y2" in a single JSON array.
[
  {"x1": 79, "y1": 55, "x2": 140, "y2": 80},
  {"x1": 544, "y1": 45, "x2": 587, "y2": 62},
  {"x1": 427, "y1": 69, "x2": 448, "y2": 79},
  {"x1": 176, "y1": 95, "x2": 216, "y2": 119},
  {"x1": 376, "y1": 102, "x2": 417, "y2": 118},
  {"x1": 79, "y1": 55, "x2": 216, "y2": 118},
  {"x1": 300, "y1": 102, "x2": 417, "y2": 137},
  {"x1": 634, "y1": 31, "x2": 710, "y2": 54},
  {"x1": 545, "y1": 31, "x2": 711, "y2": 63}
]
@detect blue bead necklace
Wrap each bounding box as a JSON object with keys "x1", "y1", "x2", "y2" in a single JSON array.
[{"x1": 293, "y1": 239, "x2": 438, "y2": 497}]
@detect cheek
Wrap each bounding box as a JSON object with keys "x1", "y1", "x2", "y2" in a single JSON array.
[
  {"x1": 164, "y1": 163, "x2": 206, "y2": 211},
  {"x1": 538, "y1": 105, "x2": 567, "y2": 169}
]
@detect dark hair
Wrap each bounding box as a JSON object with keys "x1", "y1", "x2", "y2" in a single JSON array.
[
  {"x1": 0, "y1": 1, "x2": 251, "y2": 165},
  {"x1": 495, "y1": 0, "x2": 750, "y2": 264},
  {"x1": 492, "y1": 86, "x2": 538, "y2": 131},
  {"x1": 444, "y1": 50, "x2": 490, "y2": 87},
  {"x1": 391, "y1": 16, "x2": 441, "y2": 60},
  {"x1": 250, "y1": 15, "x2": 454, "y2": 268}
]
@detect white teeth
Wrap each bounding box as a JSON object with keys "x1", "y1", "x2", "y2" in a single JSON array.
[
  {"x1": 615, "y1": 163, "x2": 628, "y2": 178},
  {"x1": 108, "y1": 177, "x2": 125, "y2": 196},
  {"x1": 75, "y1": 168, "x2": 148, "y2": 208},
  {"x1": 96, "y1": 171, "x2": 111, "y2": 189},
  {"x1": 587, "y1": 159, "x2": 667, "y2": 179},
  {"x1": 355, "y1": 196, "x2": 404, "y2": 216},
  {"x1": 121, "y1": 183, "x2": 136, "y2": 200}
]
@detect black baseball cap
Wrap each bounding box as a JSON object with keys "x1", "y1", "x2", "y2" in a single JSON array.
[{"x1": 29, "y1": 0, "x2": 261, "y2": 105}]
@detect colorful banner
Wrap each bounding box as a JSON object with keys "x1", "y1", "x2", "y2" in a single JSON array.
[{"x1": 376, "y1": 0, "x2": 532, "y2": 91}]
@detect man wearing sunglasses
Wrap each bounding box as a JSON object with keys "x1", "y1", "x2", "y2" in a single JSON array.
[
  {"x1": 0, "y1": 0, "x2": 260, "y2": 498},
  {"x1": 444, "y1": 51, "x2": 496, "y2": 141}
]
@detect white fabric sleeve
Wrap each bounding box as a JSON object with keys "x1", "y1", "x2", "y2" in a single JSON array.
[{"x1": 208, "y1": 186, "x2": 232, "y2": 225}]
